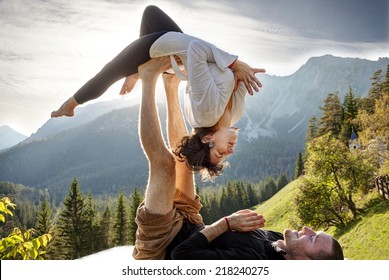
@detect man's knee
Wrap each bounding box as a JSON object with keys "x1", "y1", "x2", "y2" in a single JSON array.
[
  {"x1": 150, "y1": 151, "x2": 176, "y2": 174},
  {"x1": 150, "y1": 151, "x2": 176, "y2": 172}
]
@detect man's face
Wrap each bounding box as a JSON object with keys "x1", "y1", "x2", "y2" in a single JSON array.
[{"x1": 276, "y1": 226, "x2": 333, "y2": 259}]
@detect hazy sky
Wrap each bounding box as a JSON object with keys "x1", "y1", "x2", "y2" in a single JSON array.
[{"x1": 0, "y1": 0, "x2": 388, "y2": 136}]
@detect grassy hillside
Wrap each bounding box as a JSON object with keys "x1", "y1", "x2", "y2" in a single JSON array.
[
  {"x1": 254, "y1": 179, "x2": 389, "y2": 260},
  {"x1": 254, "y1": 179, "x2": 302, "y2": 232}
]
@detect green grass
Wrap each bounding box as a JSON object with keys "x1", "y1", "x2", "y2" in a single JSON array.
[
  {"x1": 254, "y1": 179, "x2": 305, "y2": 232},
  {"x1": 253, "y1": 179, "x2": 389, "y2": 260}
]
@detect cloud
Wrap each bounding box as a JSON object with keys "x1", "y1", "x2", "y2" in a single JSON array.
[{"x1": 0, "y1": 0, "x2": 387, "y2": 135}]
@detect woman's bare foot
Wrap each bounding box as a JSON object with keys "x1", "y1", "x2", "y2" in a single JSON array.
[
  {"x1": 51, "y1": 96, "x2": 79, "y2": 118},
  {"x1": 119, "y1": 73, "x2": 139, "y2": 95}
]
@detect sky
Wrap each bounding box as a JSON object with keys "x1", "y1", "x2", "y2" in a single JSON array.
[{"x1": 0, "y1": 0, "x2": 388, "y2": 136}]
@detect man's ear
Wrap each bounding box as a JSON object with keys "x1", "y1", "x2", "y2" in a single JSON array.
[{"x1": 201, "y1": 134, "x2": 213, "y2": 144}]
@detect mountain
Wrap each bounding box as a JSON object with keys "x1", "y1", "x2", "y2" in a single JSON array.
[
  {"x1": 0, "y1": 106, "x2": 148, "y2": 199},
  {"x1": 0, "y1": 126, "x2": 27, "y2": 150},
  {"x1": 240, "y1": 55, "x2": 389, "y2": 139},
  {"x1": 0, "y1": 55, "x2": 387, "y2": 200},
  {"x1": 26, "y1": 98, "x2": 136, "y2": 142}
]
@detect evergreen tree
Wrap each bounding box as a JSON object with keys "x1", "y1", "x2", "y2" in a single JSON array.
[
  {"x1": 128, "y1": 188, "x2": 143, "y2": 245},
  {"x1": 306, "y1": 116, "x2": 318, "y2": 142},
  {"x1": 113, "y1": 192, "x2": 129, "y2": 246},
  {"x1": 99, "y1": 206, "x2": 112, "y2": 251},
  {"x1": 245, "y1": 183, "x2": 258, "y2": 208},
  {"x1": 219, "y1": 185, "x2": 234, "y2": 217},
  {"x1": 36, "y1": 198, "x2": 52, "y2": 236},
  {"x1": 234, "y1": 181, "x2": 249, "y2": 209},
  {"x1": 294, "y1": 152, "x2": 304, "y2": 179},
  {"x1": 259, "y1": 176, "x2": 277, "y2": 202},
  {"x1": 199, "y1": 196, "x2": 211, "y2": 225},
  {"x1": 208, "y1": 193, "x2": 221, "y2": 222},
  {"x1": 84, "y1": 193, "x2": 97, "y2": 255},
  {"x1": 56, "y1": 177, "x2": 88, "y2": 259},
  {"x1": 382, "y1": 64, "x2": 389, "y2": 96},
  {"x1": 365, "y1": 69, "x2": 383, "y2": 113},
  {"x1": 276, "y1": 173, "x2": 289, "y2": 192},
  {"x1": 318, "y1": 92, "x2": 342, "y2": 138},
  {"x1": 340, "y1": 86, "x2": 359, "y2": 142}
]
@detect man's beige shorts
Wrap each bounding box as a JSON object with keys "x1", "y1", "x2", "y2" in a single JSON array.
[{"x1": 132, "y1": 190, "x2": 203, "y2": 260}]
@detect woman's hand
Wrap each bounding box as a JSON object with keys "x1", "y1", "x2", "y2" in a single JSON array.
[
  {"x1": 226, "y1": 209, "x2": 266, "y2": 232},
  {"x1": 231, "y1": 60, "x2": 266, "y2": 95}
]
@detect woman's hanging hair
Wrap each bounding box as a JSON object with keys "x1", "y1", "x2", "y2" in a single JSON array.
[{"x1": 174, "y1": 127, "x2": 229, "y2": 181}]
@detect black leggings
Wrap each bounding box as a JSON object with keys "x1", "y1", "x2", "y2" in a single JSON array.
[{"x1": 74, "y1": 5, "x2": 183, "y2": 104}]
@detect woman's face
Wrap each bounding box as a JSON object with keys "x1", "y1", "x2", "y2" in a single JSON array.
[{"x1": 207, "y1": 127, "x2": 238, "y2": 165}]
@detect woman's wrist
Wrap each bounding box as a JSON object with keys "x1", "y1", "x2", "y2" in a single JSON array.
[{"x1": 228, "y1": 59, "x2": 238, "y2": 70}]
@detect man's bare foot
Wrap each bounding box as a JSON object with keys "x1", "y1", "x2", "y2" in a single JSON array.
[
  {"x1": 138, "y1": 57, "x2": 172, "y2": 80},
  {"x1": 119, "y1": 73, "x2": 139, "y2": 95},
  {"x1": 162, "y1": 72, "x2": 181, "y2": 90},
  {"x1": 51, "y1": 96, "x2": 79, "y2": 118}
]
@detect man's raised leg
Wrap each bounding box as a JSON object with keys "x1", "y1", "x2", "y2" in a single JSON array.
[
  {"x1": 162, "y1": 73, "x2": 195, "y2": 200},
  {"x1": 138, "y1": 57, "x2": 176, "y2": 215}
]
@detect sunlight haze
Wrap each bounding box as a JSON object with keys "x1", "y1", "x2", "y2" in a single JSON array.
[{"x1": 0, "y1": 0, "x2": 387, "y2": 135}]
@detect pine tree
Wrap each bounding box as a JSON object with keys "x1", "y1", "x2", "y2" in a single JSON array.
[
  {"x1": 56, "y1": 177, "x2": 88, "y2": 259},
  {"x1": 36, "y1": 198, "x2": 52, "y2": 236},
  {"x1": 294, "y1": 152, "x2": 304, "y2": 179},
  {"x1": 318, "y1": 92, "x2": 342, "y2": 138},
  {"x1": 362, "y1": 69, "x2": 384, "y2": 114},
  {"x1": 245, "y1": 183, "x2": 258, "y2": 208},
  {"x1": 234, "y1": 181, "x2": 249, "y2": 210},
  {"x1": 83, "y1": 193, "x2": 97, "y2": 255},
  {"x1": 340, "y1": 86, "x2": 359, "y2": 142},
  {"x1": 99, "y1": 206, "x2": 112, "y2": 251},
  {"x1": 113, "y1": 192, "x2": 129, "y2": 246},
  {"x1": 277, "y1": 173, "x2": 289, "y2": 191},
  {"x1": 259, "y1": 176, "x2": 277, "y2": 202},
  {"x1": 199, "y1": 194, "x2": 211, "y2": 225},
  {"x1": 219, "y1": 186, "x2": 232, "y2": 217},
  {"x1": 382, "y1": 64, "x2": 389, "y2": 96},
  {"x1": 128, "y1": 188, "x2": 143, "y2": 245},
  {"x1": 306, "y1": 116, "x2": 318, "y2": 142},
  {"x1": 208, "y1": 193, "x2": 221, "y2": 222}
]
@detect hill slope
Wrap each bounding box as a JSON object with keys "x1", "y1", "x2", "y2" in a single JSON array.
[{"x1": 254, "y1": 179, "x2": 389, "y2": 260}]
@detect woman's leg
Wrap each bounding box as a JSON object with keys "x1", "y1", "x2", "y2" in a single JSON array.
[
  {"x1": 52, "y1": 6, "x2": 181, "y2": 117},
  {"x1": 119, "y1": 5, "x2": 183, "y2": 95},
  {"x1": 140, "y1": 5, "x2": 182, "y2": 36}
]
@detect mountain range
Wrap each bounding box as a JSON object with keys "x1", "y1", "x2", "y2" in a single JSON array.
[
  {"x1": 0, "y1": 126, "x2": 27, "y2": 150},
  {"x1": 0, "y1": 55, "x2": 388, "y2": 200}
]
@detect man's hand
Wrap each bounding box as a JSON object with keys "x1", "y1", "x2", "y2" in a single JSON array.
[
  {"x1": 226, "y1": 209, "x2": 266, "y2": 232},
  {"x1": 231, "y1": 60, "x2": 266, "y2": 95}
]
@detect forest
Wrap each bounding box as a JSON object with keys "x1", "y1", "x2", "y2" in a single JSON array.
[{"x1": 1, "y1": 65, "x2": 388, "y2": 259}]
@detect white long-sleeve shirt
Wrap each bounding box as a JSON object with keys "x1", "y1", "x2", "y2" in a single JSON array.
[{"x1": 149, "y1": 32, "x2": 246, "y2": 128}]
